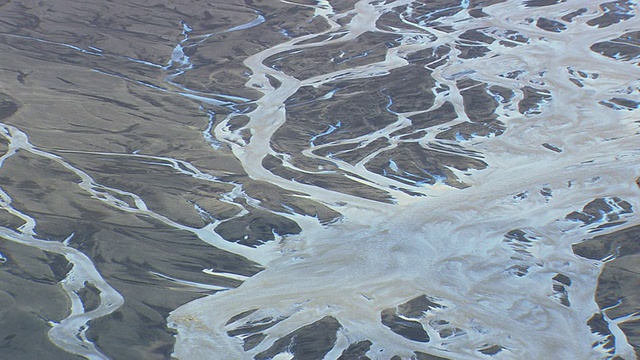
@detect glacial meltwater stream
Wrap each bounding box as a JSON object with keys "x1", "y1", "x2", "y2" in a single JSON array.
[{"x1": 0, "y1": 0, "x2": 639, "y2": 359}]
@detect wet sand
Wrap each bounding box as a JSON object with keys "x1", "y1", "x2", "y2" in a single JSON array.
[{"x1": 0, "y1": 0, "x2": 639, "y2": 359}]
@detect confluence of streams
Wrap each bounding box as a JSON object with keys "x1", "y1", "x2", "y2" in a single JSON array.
[{"x1": 0, "y1": 0, "x2": 638, "y2": 359}]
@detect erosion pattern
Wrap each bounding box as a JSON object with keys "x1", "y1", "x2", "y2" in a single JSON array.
[{"x1": 0, "y1": 0, "x2": 639, "y2": 359}]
